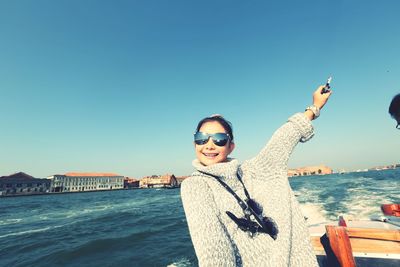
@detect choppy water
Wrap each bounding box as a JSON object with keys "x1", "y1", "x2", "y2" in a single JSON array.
[{"x1": 0, "y1": 169, "x2": 399, "y2": 267}]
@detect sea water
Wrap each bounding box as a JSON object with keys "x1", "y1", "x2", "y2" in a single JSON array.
[{"x1": 0, "y1": 169, "x2": 399, "y2": 267}]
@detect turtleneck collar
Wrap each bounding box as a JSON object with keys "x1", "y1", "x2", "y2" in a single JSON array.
[{"x1": 192, "y1": 158, "x2": 240, "y2": 181}]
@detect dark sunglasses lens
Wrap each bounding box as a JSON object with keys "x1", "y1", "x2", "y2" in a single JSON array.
[
  {"x1": 194, "y1": 139, "x2": 208, "y2": 145},
  {"x1": 397, "y1": 123, "x2": 400, "y2": 129},
  {"x1": 212, "y1": 133, "x2": 229, "y2": 146},
  {"x1": 213, "y1": 139, "x2": 228, "y2": 146},
  {"x1": 194, "y1": 132, "x2": 209, "y2": 145}
]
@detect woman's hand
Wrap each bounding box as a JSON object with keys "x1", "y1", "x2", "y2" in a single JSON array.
[
  {"x1": 304, "y1": 85, "x2": 333, "y2": 121},
  {"x1": 313, "y1": 85, "x2": 332, "y2": 110}
]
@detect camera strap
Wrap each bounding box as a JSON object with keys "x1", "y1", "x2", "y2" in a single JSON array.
[
  {"x1": 197, "y1": 169, "x2": 279, "y2": 240},
  {"x1": 197, "y1": 170, "x2": 263, "y2": 225}
]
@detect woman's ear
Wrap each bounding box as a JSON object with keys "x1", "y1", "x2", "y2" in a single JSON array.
[{"x1": 229, "y1": 142, "x2": 235, "y2": 154}]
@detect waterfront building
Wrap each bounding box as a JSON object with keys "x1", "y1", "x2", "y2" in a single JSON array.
[
  {"x1": 139, "y1": 174, "x2": 178, "y2": 188},
  {"x1": 368, "y1": 163, "x2": 400, "y2": 171},
  {"x1": 48, "y1": 172, "x2": 124, "y2": 193},
  {"x1": 124, "y1": 177, "x2": 140, "y2": 189},
  {"x1": 176, "y1": 176, "x2": 189, "y2": 186},
  {"x1": 0, "y1": 172, "x2": 51, "y2": 197},
  {"x1": 288, "y1": 165, "x2": 333, "y2": 177}
]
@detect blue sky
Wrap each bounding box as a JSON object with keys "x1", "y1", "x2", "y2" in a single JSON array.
[{"x1": 1, "y1": 0, "x2": 399, "y2": 178}]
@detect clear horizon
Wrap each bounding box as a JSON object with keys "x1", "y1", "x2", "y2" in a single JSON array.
[{"x1": 1, "y1": 1, "x2": 399, "y2": 178}]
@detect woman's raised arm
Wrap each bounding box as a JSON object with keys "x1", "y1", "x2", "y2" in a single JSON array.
[{"x1": 244, "y1": 85, "x2": 332, "y2": 174}]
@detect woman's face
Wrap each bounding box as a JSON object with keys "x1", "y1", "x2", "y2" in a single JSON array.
[{"x1": 195, "y1": 121, "x2": 235, "y2": 166}]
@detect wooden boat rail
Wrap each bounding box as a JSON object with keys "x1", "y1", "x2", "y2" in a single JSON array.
[{"x1": 311, "y1": 225, "x2": 400, "y2": 265}]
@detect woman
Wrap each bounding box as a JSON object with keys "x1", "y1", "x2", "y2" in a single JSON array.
[{"x1": 181, "y1": 85, "x2": 332, "y2": 266}]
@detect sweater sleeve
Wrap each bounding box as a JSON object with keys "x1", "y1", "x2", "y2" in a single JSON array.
[
  {"x1": 244, "y1": 113, "x2": 314, "y2": 174},
  {"x1": 181, "y1": 177, "x2": 237, "y2": 267}
]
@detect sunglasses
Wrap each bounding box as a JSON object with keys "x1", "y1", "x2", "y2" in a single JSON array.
[
  {"x1": 194, "y1": 132, "x2": 230, "y2": 146},
  {"x1": 397, "y1": 123, "x2": 400, "y2": 130}
]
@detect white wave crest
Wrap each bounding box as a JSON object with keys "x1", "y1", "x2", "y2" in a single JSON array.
[
  {"x1": 299, "y1": 203, "x2": 331, "y2": 226},
  {"x1": 0, "y1": 218, "x2": 23, "y2": 226},
  {"x1": 0, "y1": 223, "x2": 70, "y2": 239},
  {"x1": 166, "y1": 258, "x2": 192, "y2": 267},
  {"x1": 0, "y1": 227, "x2": 51, "y2": 239}
]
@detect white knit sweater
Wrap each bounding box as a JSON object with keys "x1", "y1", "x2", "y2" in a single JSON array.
[{"x1": 181, "y1": 113, "x2": 319, "y2": 267}]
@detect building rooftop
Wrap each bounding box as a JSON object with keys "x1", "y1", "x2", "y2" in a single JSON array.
[
  {"x1": 64, "y1": 172, "x2": 122, "y2": 177},
  {"x1": 0, "y1": 172, "x2": 36, "y2": 180}
]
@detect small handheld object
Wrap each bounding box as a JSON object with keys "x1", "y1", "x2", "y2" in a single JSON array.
[{"x1": 321, "y1": 76, "x2": 332, "y2": 94}]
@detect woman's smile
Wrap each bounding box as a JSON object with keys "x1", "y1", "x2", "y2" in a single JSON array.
[{"x1": 203, "y1": 152, "x2": 219, "y2": 158}]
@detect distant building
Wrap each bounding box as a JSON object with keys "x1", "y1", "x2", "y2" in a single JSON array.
[
  {"x1": 176, "y1": 176, "x2": 189, "y2": 186},
  {"x1": 139, "y1": 174, "x2": 178, "y2": 188},
  {"x1": 288, "y1": 165, "x2": 333, "y2": 177},
  {"x1": 0, "y1": 172, "x2": 51, "y2": 197},
  {"x1": 48, "y1": 172, "x2": 124, "y2": 193},
  {"x1": 368, "y1": 164, "x2": 399, "y2": 171},
  {"x1": 124, "y1": 177, "x2": 140, "y2": 189}
]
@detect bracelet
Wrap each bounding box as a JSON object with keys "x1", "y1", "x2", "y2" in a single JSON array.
[{"x1": 305, "y1": 105, "x2": 320, "y2": 119}]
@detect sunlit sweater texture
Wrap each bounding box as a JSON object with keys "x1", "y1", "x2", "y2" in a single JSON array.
[{"x1": 181, "y1": 113, "x2": 319, "y2": 267}]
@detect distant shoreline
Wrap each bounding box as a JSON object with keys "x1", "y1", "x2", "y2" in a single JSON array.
[{"x1": 0, "y1": 188, "x2": 142, "y2": 198}]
